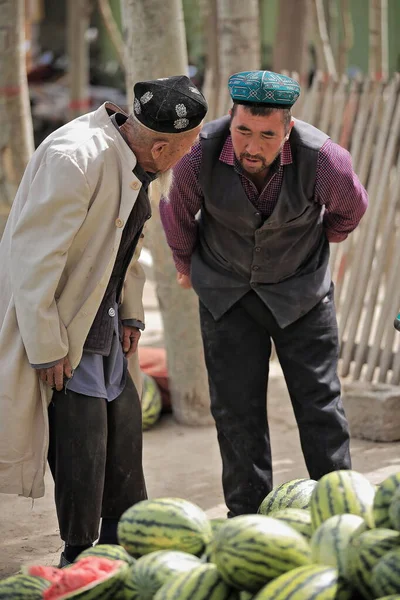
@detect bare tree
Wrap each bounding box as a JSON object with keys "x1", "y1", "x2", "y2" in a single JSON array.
[
  {"x1": 273, "y1": 0, "x2": 310, "y2": 84},
  {"x1": 201, "y1": 0, "x2": 220, "y2": 122},
  {"x1": 0, "y1": 0, "x2": 34, "y2": 233},
  {"x1": 338, "y1": 0, "x2": 354, "y2": 76},
  {"x1": 314, "y1": 0, "x2": 338, "y2": 79},
  {"x1": 120, "y1": 0, "x2": 213, "y2": 426},
  {"x1": 97, "y1": 0, "x2": 126, "y2": 70},
  {"x1": 368, "y1": 0, "x2": 388, "y2": 80},
  {"x1": 67, "y1": 0, "x2": 93, "y2": 120},
  {"x1": 216, "y1": 0, "x2": 260, "y2": 116},
  {"x1": 380, "y1": 0, "x2": 389, "y2": 81}
]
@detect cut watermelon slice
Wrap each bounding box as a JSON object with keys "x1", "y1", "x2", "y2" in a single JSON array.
[{"x1": 28, "y1": 556, "x2": 126, "y2": 599}]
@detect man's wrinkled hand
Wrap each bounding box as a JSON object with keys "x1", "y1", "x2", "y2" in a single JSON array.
[
  {"x1": 122, "y1": 326, "x2": 141, "y2": 358},
  {"x1": 177, "y1": 273, "x2": 192, "y2": 289},
  {"x1": 38, "y1": 357, "x2": 72, "y2": 391}
]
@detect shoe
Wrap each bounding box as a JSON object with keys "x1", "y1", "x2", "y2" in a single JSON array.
[{"x1": 58, "y1": 552, "x2": 72, "y2": 568}]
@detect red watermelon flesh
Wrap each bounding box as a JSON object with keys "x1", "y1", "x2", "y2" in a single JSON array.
[{"x1": 29, "y1": 556, "x2": 123, "y2": 599}]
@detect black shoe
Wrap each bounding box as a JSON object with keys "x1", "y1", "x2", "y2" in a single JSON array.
[{"x1": 58, "y1": 552, "x2": 72, "y2": 568}]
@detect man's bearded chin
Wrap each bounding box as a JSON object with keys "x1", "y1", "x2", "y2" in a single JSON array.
[{"x1": 156, "y1": 169, "x2": 174, "y2": 198}]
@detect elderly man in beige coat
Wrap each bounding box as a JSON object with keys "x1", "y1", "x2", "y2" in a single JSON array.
[{"x1": 0, "y1": 75, "x2": 207, "y2": 566}]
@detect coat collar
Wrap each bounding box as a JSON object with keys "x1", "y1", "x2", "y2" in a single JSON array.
[{"x1": 93, "y1": 102, "x2": 138, "y2": 173}]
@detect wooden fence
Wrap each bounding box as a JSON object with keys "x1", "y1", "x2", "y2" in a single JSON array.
[{"x1": 293, "y1": 72, "x2": 400, "y2": 385}]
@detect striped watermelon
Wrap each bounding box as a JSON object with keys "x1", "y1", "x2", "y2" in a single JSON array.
[
  {"x1": 310, "y1": 470, "x2": 376, "y2": 530},
  {"x1": 210, "y1": 518, "x2": 226, "y2": 533},
  {"x1": 371, "y1": 549, "x2": 400, "y2": 597},
  {"x1": 210, "y1": 514, "x2": 311, "y2": 593},
  {"x1": 389, "y1": 486, "x2": 400, "y2": 531},
  {"x1": 117, "y1": 497, "x2": 212, "y2": 558},
  {"x1": 271, "y1": 508, "x2": 313, "y2": 540},
  {"x1": 311, "y1": 514, "x2": 365, "y2": 575},
  {"x1": 126, "y1": 550, "x2": 201, "y2": 599},
  {"x1": 203, "y1": 519, "x2": 227, "y2": 562},
  {"x1": 153, "y1": 563, "x2": 234, "y2": 599},
  {"x1": 258, "y1": 479, "x2": 317, "y2": 515},
  {"x1": 0, "y1": 573, "x2": 50, "y2": 599},
  {"x1": 75, "y1": 543, "x2": 135, "y2": 566},
  {"x1": 141, "y1": 373, "x2": 162, "y2": 431},
  {"x1": 28, "y1": 556, "x2": 129, "y2": 599},
  {"x1": 252, "y1": 564, "x2": 339, "y2": 600},
  {"x1": 373, "y1": 473, "x2": 400, "y2": 528},
  {"x1": 346, "y1": 528, "x2": 400, "y2": 599}
]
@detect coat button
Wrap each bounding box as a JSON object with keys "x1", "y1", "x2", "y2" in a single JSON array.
[
  {"x1": 140, "y1": 233, "x2": 144, "y2": 238},
  {"x1": 115, "y1": 218, "x2": 124, "y2": 228},
  {"x1": 252, "y1": 265, "x2": 260, "y2": 271},
  {"x1": 108, "y1": 307, "x2": 116, "y2": 317},
  {"x1": 130, "y1": 181, "x2": 140, "y2": 190},
  {"x1": 254, "y1": 246, "x2": 261, "y2": 252}
]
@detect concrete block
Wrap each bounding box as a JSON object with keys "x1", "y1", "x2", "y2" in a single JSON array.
[{"x1": 342, "y1": 381, "x2": 400, "y2": 442}]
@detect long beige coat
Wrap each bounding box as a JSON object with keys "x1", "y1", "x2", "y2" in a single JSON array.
[{"x1": 0, "y1": 102, "x2": 147, "y2": 499}]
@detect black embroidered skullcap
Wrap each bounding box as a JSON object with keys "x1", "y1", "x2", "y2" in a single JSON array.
[{"x1": 133, "y1": 75, "x2": 208, "y2": 133}]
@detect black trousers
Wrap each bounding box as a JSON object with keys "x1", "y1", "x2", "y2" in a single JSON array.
[
  {"x1": 48, "y1": 373, "x2": 147, "y2": 545},
  {"x1": 199, "y1": 288, "x2": 351, "y2": 518}
]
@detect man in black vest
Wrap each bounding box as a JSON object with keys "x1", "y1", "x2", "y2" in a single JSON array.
[{"x1": 160, "y1": 70, "x2": 368, "y2": 517}]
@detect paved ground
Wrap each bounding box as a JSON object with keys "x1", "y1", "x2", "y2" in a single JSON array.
[{"x1": 1, "y1": 276, "x2": 400, "y2": 578}]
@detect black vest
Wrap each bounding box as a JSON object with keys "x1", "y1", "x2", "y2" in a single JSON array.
[
  {"x1": 84, "y1": 169, "x2": 151, "y2": 355},
  {"x1": 191, "y1": 116, "x2": 331, "y2": 328}
]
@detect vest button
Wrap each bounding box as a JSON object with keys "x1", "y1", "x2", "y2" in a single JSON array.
[
  {"x1": 252, "y1": 265, "x2": 260, "y2": 271},
  {"x1": 254, "y1": 212, "x2": 261, "y2": 217},
  {"x1": 108, "y1": 307, "x2": 116, "y2": 317},
  {"x1": 115, "y1": 218, "x2": 124, "y2": 228},
  {"x1": 254, "y1": 246, "x2": 261, "y2": 252}
]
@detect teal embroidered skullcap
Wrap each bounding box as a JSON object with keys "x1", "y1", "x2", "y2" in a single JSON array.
[{"x1": 228, "y1": 70, "x2": 300, "y2": 107}]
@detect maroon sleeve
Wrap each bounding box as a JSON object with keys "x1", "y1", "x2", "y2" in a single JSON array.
[
  {"x1": 159, "y1": 142, "x2": 203, "y2": 276},
  {"x1": 315, "y1": 139, "x2": 368, "y2": 242}
]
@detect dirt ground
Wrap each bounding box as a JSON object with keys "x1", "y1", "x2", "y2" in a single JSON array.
[
  {"x1": 1, "y1": 359, "x2": 400, "y2": 579},
  {"x1": 1, "y1": 279, "x2": 400, "y2": 579}
]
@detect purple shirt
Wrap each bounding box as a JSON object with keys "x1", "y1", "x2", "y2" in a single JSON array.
[{"x1": 160, "y1": 132, "x2": 368, "y2": 276}]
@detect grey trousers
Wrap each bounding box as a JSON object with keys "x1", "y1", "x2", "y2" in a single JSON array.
[
  {"x1": 48, "y1": 373, "x2": 147, "y2": 545},
  {"x1": 199, "y1": 287, "x2": 351, "y2": 518}
]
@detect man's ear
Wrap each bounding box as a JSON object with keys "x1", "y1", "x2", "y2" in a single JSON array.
[
  {"x1": 151, "y1": 140, "x2": 169, "y2": 160},
  {"x1": 284, "y1": 119, "x2": 295, "y2": 141}
]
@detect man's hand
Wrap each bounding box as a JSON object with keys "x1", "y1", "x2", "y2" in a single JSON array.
[
  {"x1": 177, "y1": 273, "x2": 192, "y2": 289},
  {"x1": 122, "y1": 326, "x2": 141, "y2": 358},
  {"x1": 38, "y1": 357, "x2": 72, "y2": 391}
]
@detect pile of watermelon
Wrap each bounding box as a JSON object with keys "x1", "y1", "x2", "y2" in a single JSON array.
[{"x1": 5, "y1": 469, "x2": 400, "y2": 598}]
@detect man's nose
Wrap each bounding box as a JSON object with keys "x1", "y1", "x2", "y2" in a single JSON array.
[{"x1": 246, "y1": 138, "x2": 261, "y2": 155}]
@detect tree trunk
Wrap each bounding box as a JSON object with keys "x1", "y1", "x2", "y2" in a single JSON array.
[
  {"x1": 315, "y1": 0, "x2": 338, "y2": 79},
  {"x1": 380, "y1": 0, "x2": 389, "y2": 81},
  {"x1": 67, "y1": 0, "x2": 92, "y2": 120},
  {"x1": 0, "y1": 0, "x2": 34, "y2": 234},
  {"x1": 338, "y1": 0, "x2": 353, "y2": 76},
  {"x1": 120, "y1": 0, "x2": 213, "y2": 426},
  {"x1": 325, "y1": 0, "x2": 340, "y2": 72},
  {"x1": 369, "y1": 0, "x2": 382, "y2": 79},
  {"x1": 273, "y1": 0, "x2": 310, "y2": 84},
  {"x1": 216, "y1": 0, "x2": 260, "y2": 116},
  {"x1": 97, "y1": 0, "x2": 126, "y2": 70},
  {"x1": 201, "y1": 0, "x2": 220, "y2": 122}
]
